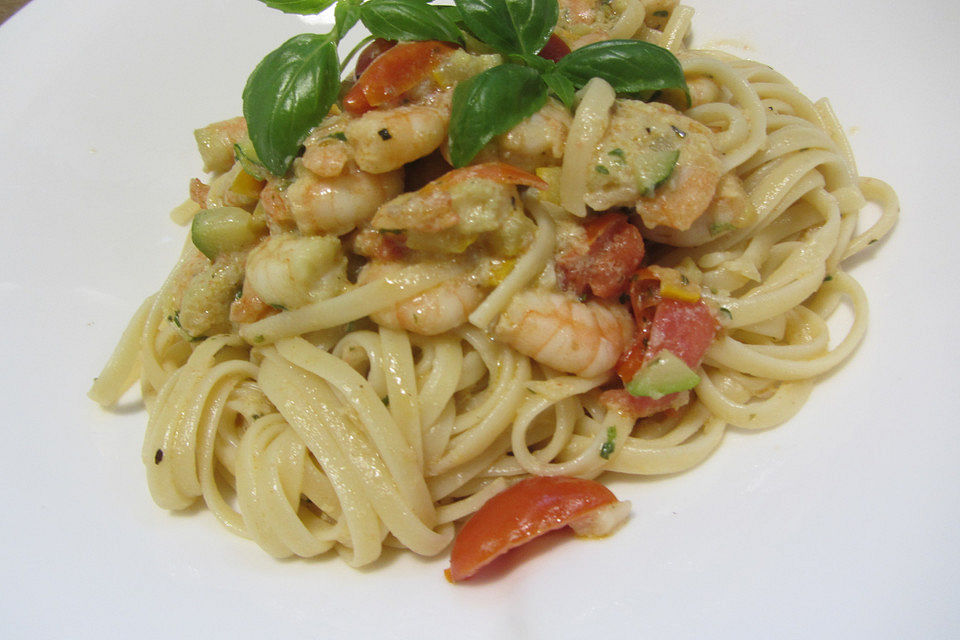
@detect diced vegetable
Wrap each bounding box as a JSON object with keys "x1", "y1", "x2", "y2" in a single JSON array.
[
  {"x1": 635, "y1": 148, "x2": 679, "y2": 196},
  {"x1": 625, "y1": 349, "x2": 700, "y2": 399},
  {"x1": 556, "y1": 213, "x2": 645, "y2": 299},
  {"x1": 446, "y1": 476, "x2": 629, "y2": 582},
  {"x1": 191, "y1": 207, "x2": 261, "y2": 260}
]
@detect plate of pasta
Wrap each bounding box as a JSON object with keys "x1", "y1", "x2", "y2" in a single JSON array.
[{"x1": 2, "y1": 0, "x2": 958, "y2": 637}]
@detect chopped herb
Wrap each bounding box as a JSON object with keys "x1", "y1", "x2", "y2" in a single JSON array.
[
  {"x1": 719, "y1": 307, "x2": 732, "y2": 319},
  {"x1": 869, "y1": 238, "x2": 878, "y2": 245},
  {"x1": 608, "y1": 148, "x2": 625, "y2": 160},
  {"x1": 345, "y1": 321, "x2": 356, "y2": 332},
  {"x1": 653, "y1": 10, "x2": 669, "y2": 17},
  {"x1": 251, "y1": 414, "x2": 262, "y2": 420},
  {"x1": 377, "y1": 128, "x2": 392, "y2": 141},
  {"x1": 680, "y1": 274, "x2": 689, "y2": 285},
  {"x1": 578, "y1": 293, "x2": 589, "y2": 302},
  {"x1": 154, "y1": 449, "x2": 164, "y2": 465},
  {"x1": 378, "y1": 228, "x2": 404, "y2": 235},
  {"x1": 671, "y1": 125, "x2": 686, "y2": 138},
  {"x1": 823, "y1": 274, "x2": 833, "y2": 282},
  {"x1": 381, "y1": 397, "x2": 390, "y2": 406},
  {"x1": 254, "y1": 335, "x2": 265, "y2": 343},
  {"x1": 327, "y1": 131, "x2": 347, "y2": 141},
  {"x1": 709, "y1": 222, "x2": 736, "y2": 236},
  {"x1": 595, "y1": 164, "x2": 610, "y2": 175},
  {"x1": 269, "y1": 303, "x2": 288, "y2": 311},
  {"x1": 599, "y1": 426, "x2": 617, "y2": 459}
]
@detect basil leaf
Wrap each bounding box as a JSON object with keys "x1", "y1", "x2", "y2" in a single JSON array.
[
  {"x1": 556, "y1": 39, "x2": 688, "y2": 96},
  {"x1": 334, "y1": 0, "x2": 363, "y2": 40},
  {"x1": 542, "y1": 70, "x2": 575, "y2": 109},
  {"x1": 448, "y1": 64, "x2": 547, "y2": 167},
  {"x1": 256, "y1": 0, "x2": 336, "y2": 14},
  {"x1": 454, "y1": 0, "x2": 558, "y2": 55},
  {"x1": 360, "y1": 0, "x2": 464, "y2": 43},
  {"x1": 242, "y1": 35, "x2": 341, "y2": 176}
]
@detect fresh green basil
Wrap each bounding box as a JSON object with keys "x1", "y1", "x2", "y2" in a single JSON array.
[
  {"x1": 242, "y1": 35, "x2": 341, "y2": 176},
  {"x1": 556, "y1": 39, "x2": 689, "y2": 97},
  {"x1": 448, "y1": 63, "x2": 547, "y2": 167},
  {"x1": 542, "y1": 70, "x2": 575, "y2": 109},
  {"x1": 453, "y1": 0, "x2": 558, "y2": 55},
  {"x1": 256, "y1": 0, "x2": 336, "y2": 14},
  {"x1": 360, "y1": 0, "x2": 464, "y2": 43},
  {"x1": 334, "y1": 0, "x2": 363, "y2": 39}
]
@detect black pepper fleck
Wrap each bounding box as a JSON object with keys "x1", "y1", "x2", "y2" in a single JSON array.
[
  {"x1": 378, "y1": 128, "x2": 392, "y2": 141},
  {"x1": 154, "y1": 449, "x2": 164, "y2": 464}
]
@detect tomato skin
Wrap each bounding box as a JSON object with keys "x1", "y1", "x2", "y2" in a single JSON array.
[
  {"x1": 353, "y1": 38, "x2": 396, "y2": 80},
  {"x1": 538, "y1": 34, "x2": 571, "y2": 62},
  {"x1": 556, "y1": 213, "x2": 645, "y2": 299},
  {"x1": 343, "y1": 40, "x2": 456, "y2": 115},
  {"x1": 446, "y1": 476, "x2": 622, "y2": 582}
]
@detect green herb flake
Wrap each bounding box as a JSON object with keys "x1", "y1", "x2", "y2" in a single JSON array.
[
  {"x1": 653, "y1": 10, "x2": 669, "y2": 17},
  {"x1": 599, "y1": 426, "x2": 617, "y2": 459},
  {"x1": 823, "y1": 274, "x2": 834, "y2": 282},
  {"x1": 595, "y1": 164, "x2": 610, "y2": 175},
  {"x1": 254, "y1": 335, "x2": 265, "y2": 344},
  {"x1": 608, "y1": 148, "x2": 626, "y2": 160},
  {"x1": 719, "y1": 307, "x2": 733, "y2": 320},
  {"x1": 327, "y1": 131, "x2": 347, "y2": 141},
  {"x1": 709, "y1": 222, "x2": 736, "y2": 236}
]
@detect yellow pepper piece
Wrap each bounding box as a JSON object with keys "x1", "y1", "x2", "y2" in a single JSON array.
[
  {"x1": 535, "y1": 167, "x2": 562, "y2": 205},
  {"x1": 229, "y1": 170, "x2": 266, "y2": 201},
  {"x1": 649, "y1": 265, "x2": 700, "y2": 302}
]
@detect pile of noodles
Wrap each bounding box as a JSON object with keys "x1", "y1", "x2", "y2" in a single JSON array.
[{"x1": 90, "y1": 2, "x2": 897, "y2": 566}]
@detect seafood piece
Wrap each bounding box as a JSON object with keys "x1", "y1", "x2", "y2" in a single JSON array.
[
  {"x1": 175, "y1": 252, "x2": 245, "y2": 338},
  {"x1": 555, "y1": 0, "x2": 648, "y2": 49},
  {"x1": 642, "y1": 173, "x2": 754, "y2": 246},
  {"x1": 281, "y1": 162, "x2": 404, "y2": 237},
  {"x1": 486, "y1": 100, "x2": 572, "y2": 173},
  {"x1": 359, "y1": 260, "x2": 486, "y2": 336},
  {"x1": 243, "y1": 233, "x2": 348, "y2": 311},
  {"x1": 494, "y1": 289, "x2": 633, "y2": 377},
  {"x1": 345, "y1": 104, "x2": 450, "y2": 175},
  {"x1": 584, "y1": 100, "x2": 726, "y2": 232},
  {"x1": 371, "y1": 163, "x2": 542, "y2": 257}
]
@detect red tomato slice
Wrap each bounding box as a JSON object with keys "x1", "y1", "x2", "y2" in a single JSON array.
[
  {"x1": 538, "y1": 34, "x2": 571, "y2": 62},
  {"x1": 353, "y1": 38, "x2": 396, "y2": 79},
  {"x1": 556, "y1": 213, "x2": 645, "y2": 299},
  {"x1": 446, "y1": 476, "x2": 628, "y2": 582},
  {"x1": 343, "y1": 40, "x2": 456, "y2": 115}
]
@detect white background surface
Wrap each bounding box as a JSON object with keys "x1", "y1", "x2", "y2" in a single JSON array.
[{"x1": 1, "y1": 1, "x2": 958, "y2": 638}]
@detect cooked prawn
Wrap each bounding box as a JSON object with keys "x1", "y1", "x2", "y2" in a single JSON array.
[
  {"x1": 242, "y1": 233, "x2": 348, "y2": 311},
  {"x1": 345, "y1": 103, "x2": 450, "y2": 175},
  {"x1": 359, "y1": 260, "x2": 486, "y2": 336},
  {"x1": 494, "y1": 289, "x2": 633, "y2": 377},
  {"x1": 487, "y1": 100, "x2": 572, "y2": 173},
  {"x1": 281, "y1": 162, "x2": 404, "y2": 236},
  {"x1": 642, "y1": 173, "x2": 754, "y2": 246},
  {"x1": 584, "y1": 100, "x2": 724, "y2": 232}
]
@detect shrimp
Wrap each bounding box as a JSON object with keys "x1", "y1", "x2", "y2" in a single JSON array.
[
  {"x1": 281, "y1": 162, "x2": 404, "y2": 237},
  {"x1": 583, "y1": 100, "x2": 727, "y2": 232},
  {"x1": 242, "y1": 233, "x2": 348, "y2": 311},
  {"x1": 494, "y1": 290, "x2": 633, "y2": 377},
  {"x1": 175, "y1": 252, "x2": 246, "y2": 339},
  {"x1": 555, "y1": 0, "x2": 647, "y2": 49},
  {"x1": 344, "y1": 103, "x2": 450, "y2": 175},
  {"x1": 481, "y1": 100, "x2": 572, "y2": 173},
  {"x1": 358, "y1": 260, "x2": 486, "y2": 336},
  {"x1": 371, "y1": 163, "x2": 541, "y2": 257},
  {"x1": 642, "y1": 173, "x2": 755, "y2": 246}
]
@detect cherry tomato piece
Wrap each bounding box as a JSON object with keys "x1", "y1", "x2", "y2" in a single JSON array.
[{"x1": 446, "y1": 476, "x2": 628, "y2": 582}]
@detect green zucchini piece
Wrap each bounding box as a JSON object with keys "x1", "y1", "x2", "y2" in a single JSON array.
[
  {"x1": 191, "y1": 207, "x2": 259, "y2": 260},
  {"x1": 634, "y1": 148, "x2": 680, "y2": 196},
  {"x1": 625, "y1": 349, "x2": 700, "y2": 399}
]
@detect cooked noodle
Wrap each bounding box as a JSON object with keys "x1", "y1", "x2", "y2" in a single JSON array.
[{"x1": 89, "y1": 2, "x2": 897, "y2": 565}]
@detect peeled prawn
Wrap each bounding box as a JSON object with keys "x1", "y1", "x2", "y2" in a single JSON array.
[
  {"x1": 494, "y1": 290, "x2": 633, "y2": 377},
  {"x1": 345, "y1": 104, "x2": 449, "y2": 174},
  {"x1": 359, "y1": 260, "x2": 485, "y2": 336}
]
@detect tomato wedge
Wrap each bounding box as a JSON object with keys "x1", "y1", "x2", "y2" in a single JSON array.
[
  {"x1": 343, "y1": 40, "x2": 457, "y2": 115},
  {"x1": 446, "y1": 476, "x2": 629, "y2": 582},
  {"x1": 556, "y1": 213, "x2": 646, "y2": 299}
]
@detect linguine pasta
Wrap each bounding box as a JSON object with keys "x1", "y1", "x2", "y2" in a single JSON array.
[{"x1": 90, "y1": 0, "x2": 897, "y2": 568}]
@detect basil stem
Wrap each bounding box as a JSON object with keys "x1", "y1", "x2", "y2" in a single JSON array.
[
  {"x1": 448, "y1": 64, "x2": 547, "y2": 167},
  {"x1": 242, "y1": 35, "x2": 341, "y2": 176}
]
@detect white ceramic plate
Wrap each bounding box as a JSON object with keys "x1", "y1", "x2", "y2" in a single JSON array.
[{"x1": 1, "y1": 1, "x2": 958, "y2": 637}]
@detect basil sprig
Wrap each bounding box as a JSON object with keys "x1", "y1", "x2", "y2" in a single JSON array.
[
  {"x1": 245, "y1": 0, "x2": 690, "y2": 174},
  {"x1": 449, "y1": 64, "x2": 548, "y2": 167},
  {"x1": 242, "y1": 35, "x2": 340, "y2": 176},
  {"x1": 359, "y1": 0, "x2": 463, "y2": 44}
]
